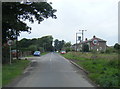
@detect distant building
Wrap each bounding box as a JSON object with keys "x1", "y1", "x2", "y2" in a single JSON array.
[
  {"x1": 71, "y1": 43, "x2": 79, "y2": 51},
  {"x1": 73, "y1": 36, "x2": 107, "y2": 52}
]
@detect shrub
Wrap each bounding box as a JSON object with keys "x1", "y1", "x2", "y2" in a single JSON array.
[
  {"x1": 106, "y1": 47, "x2": 117, "y2": 53},
  {"x1": 105, "y1": 49, "x2": 110, "y2": 53},
  {"x1": 65, "y1": 48, "x2": 71, "y2": 52},
  {"x1": 100, "y1": 51, "x2": 105, "y2": 54}
]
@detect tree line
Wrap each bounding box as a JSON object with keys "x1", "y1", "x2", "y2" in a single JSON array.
[
  {"x1": 54, "y1": 39, "x2": 72, "y2": 52},
  {"x1": 18, "y1": 37, "x2": 72, "y2": 53},
  {"x1": 18, "y1": 35, "x2": 53, "y2": 52}
]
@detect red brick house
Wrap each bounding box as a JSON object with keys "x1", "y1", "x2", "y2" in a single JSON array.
[{"x1": 77, "y1": 36, "x2": 107, "y2": 52}]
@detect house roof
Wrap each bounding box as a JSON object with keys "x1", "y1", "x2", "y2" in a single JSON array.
[{"x1": 79, "y1": 36, "x2": 106, "y2": 44}]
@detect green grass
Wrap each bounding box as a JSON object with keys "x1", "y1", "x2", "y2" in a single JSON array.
[
  {"x1": 2, "y1": 52, "x2": 48, "y2": 86},
  {"x1": 25, "y1": 52, "x2": 49, "y2": 57},
  {"x1": 41, "y1": 52, "x2": 49, "y2": 56},
  {"x1": 2, "y1": 60, "x2": 30, "y2": 86},
  {"x1": 62, "y1": 52, "x2": 119, "y2": 87}
]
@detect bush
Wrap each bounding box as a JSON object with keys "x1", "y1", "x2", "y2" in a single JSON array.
[
  {"x1": 105, "y1": 47, "x2": 117, "y2": 53},
  {"x1": 65, "y1": 48, "x2": 71, "y2": 52},
  {"x1": 105, "y1": 49, "x2": 110, "y2": 53},
  {"x1": 82, "y1": 43, "x2": 89, "y2": 52},
  {"x1": 100, "y1": 51, "x2": 105, "y2": 54}
]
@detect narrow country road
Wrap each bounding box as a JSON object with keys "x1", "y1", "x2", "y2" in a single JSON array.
[{"x1": 8, "y1": 53, "x2": 95, "y2": 87}]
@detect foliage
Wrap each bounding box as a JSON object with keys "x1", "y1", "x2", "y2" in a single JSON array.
[
  {"x1": 62, "y1": 42, "x2": 72, "y2": 52},
  {"x1": 38, "y1": 36, "x2": 53, "y2": 51},
  {"x1": 63, "y1": 42, "x2": 71, "y2": 48},
  {"x1": 37, "y1": 47, "x2": 44, "y2": 52},
  {"x1": 105, "y1": 46, "x2": 117, "y2": 54},
  {"x1": 65, "y1": 48, "x2": 71, "y2": 52},
  {"x1": 18, "y1": 35, "x2": 53, "y2": 52},
  {"x1": 114, "y1": 43, "x2": 120, "y2": 50},
  {"x1": 2, "y1": 2, "x2": 57, "y2": 44},
  {"x1": 62, "y1": 52, "x2": 119, "y2": 87},
  {"x1": 28, "y1": 45, "x2": 38, "y2": 51},
  {"x1": 18, "y1": 38, "x2": 32, "y2": 48},
  {"x1": 82, "y1": 43, "x2": 89, "y2": 52},
  {"x1": 54, "y1": 39, "x2": 65, "y2": 51},
  {"x1": 40, "y1": 52, "x2": 49, "y2": 56},
  {"x1": 2, "y1": 35, "x2": 53, "y2": 64},
  {"x1": 2, "y1": 60, "x2": 30, "y2": 86}
]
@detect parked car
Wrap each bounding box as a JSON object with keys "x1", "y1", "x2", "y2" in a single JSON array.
[
  {"x1": 33, "y1": 51, "x2": 41, "y2": 56},
  {"x1": 60, "y1": 50, "x2": 66, "y2": 54}
]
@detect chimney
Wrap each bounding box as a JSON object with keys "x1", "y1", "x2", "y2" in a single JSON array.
[{"x1": 93, "y1": 35, "x2": 96, "y2": 38}]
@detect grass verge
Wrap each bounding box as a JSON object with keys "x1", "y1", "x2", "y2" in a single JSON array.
[
  {"x1": 2, "y1": 60, "x2": 30, "y2": 86},
  {"x1": 61, "y1": 52, "x2": 119, "y2": 87},
  {"x1": 25, "y1": 52, "x2": 49, "y2": 57},
  {"x1": 41, "y1": 52, "x2": 49, "y2": 56}
]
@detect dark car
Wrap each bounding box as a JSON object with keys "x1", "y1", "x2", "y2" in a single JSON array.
[{"x1": 33, "y1": 51, "x2": 41, "y2": 56}]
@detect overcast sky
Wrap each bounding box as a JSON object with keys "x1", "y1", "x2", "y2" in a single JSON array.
[{"x1": 18, "y1": 0, "x2": 119, "y2": 46}]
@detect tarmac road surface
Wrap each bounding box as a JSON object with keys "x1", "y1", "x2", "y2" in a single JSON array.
[{"x1": 8, "y1": 52, "x2": 96, "y2": 87}]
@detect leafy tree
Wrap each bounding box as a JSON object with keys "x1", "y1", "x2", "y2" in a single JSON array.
[
  {"x1": 54, "y1": 39, "x2": 59, "y2": 51},
  {"x1": 38, "y1": 35, "x2": 53, "y2": 51},
  {"x1": 2, "y1": 2, "x2": 57, "y2": 44},
  {"x1": 28, "y1": 45, "x2": 38, "y2": 51},
  {"x1": 82, "y1": 43, "x2": 89, "y2": 52},
  {"x1": 58, "y1": 40, "x2": 65, "y2": 50},
  {"x1": 114, "y1": 43, "x2": 120, "y2": 50},
  {"x1": 18, "y1": 38, "x2": 31, "y2": 48},
  {"x1": 54, "y1": 39, "x2": 65, "y2": 51},
  {"x1": 105, "y1": 47, "x2": 116, "y2": 54},
  {"x1": 18, "y1": 35, "x2": 53, "y2": 52},
  {"x1": 65, "y1": 48, "x2": 71, "y2": 52},
  {"x1": 64, "y1": 42, "x2": 71, "y2": 48},
  {"x1": 63, "y1": 42, "x2": 71, "y2": 52}
]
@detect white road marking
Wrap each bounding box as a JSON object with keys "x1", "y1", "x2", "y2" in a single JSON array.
[{"x1": 50, "y1": 52, "x2": 53, "y2": 62}]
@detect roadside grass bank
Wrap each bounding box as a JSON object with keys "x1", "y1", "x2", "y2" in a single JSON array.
[
  {"x1": 2, "y1": 52, "x2": 49, "y2": 86},
  {"x1": 41, "y1": 52, "x2": 49, "y2": 56},
  {"x1": 2, "y1": 60, "x2": 30, "y2": 86},
  {"x1": 61, "y1": 52, "x2": 119, "y2": 87}
]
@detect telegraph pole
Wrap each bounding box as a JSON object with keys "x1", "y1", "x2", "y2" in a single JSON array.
[
  {"x1": 76, "y1": 33, "x2": 77, "y2": 51},
  {"x1": 76, "y1": 31, "x2": 81, "y2": 52},
  {"x1": 79, "y1": 30, "x2": 87, "y2": 53},
  {"x1": 76, "y1": 30, "x2": 87, "y2": 52},
  {"x1": 79, "y1": 30, "x2": 87, "y2": 42}
]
